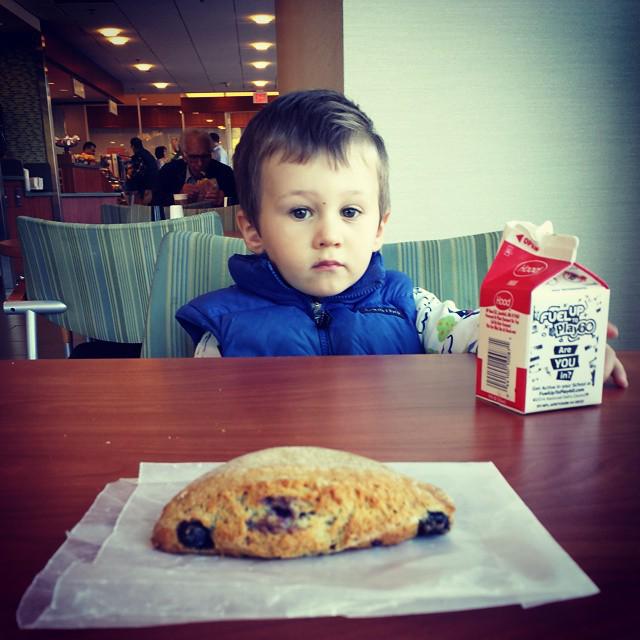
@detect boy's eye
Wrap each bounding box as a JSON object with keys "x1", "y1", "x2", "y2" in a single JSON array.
[
  {"x1": 290, "y1": 208, "x2": 312, "y2": 220},
  {"x1": 341, "y1": 207, "x2": 361, "y2": 219}
]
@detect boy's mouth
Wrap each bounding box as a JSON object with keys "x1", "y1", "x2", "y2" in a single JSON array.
[{"x1": 313, "y1": 260, "x2": 344, "y2": 271}]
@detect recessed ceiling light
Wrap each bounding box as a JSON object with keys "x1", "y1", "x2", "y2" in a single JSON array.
[
  {"x1": 252, "y1": 80, "x2": 268, "y2": 88},
  {"x1": 157, "y1": 102, "x2": 163, "y2": 105},
  {"x1": 249, "y1": 61, "x2": 270, "y2": 69},
  {"x1": 107, "y1": 36, "x2": 129, "y2": 46},
  {"x1": 205, "y1": 119, "x2": 214, "y2": 123},
  {"x1": 109, "y1": 141, "x2": 116, "y2": 144},
  {"x1": 249, "y1": 14, "x2": 275, "y2": 25},
  {"x1": 152, "y1": 82, "x2": 169, "y2": 89},
  {"x1": 59, "y1": 88, "x2": 69, "y2": 92},
  {"x1": 48, "y1": 81, "x2": 55, "y2": 85},
  {"x1": 250, "y1": 42, "x2": 273, "y2": 51},
  {"x1": 140, "y1": 97, "x2": 147, "y2": 101},
  {"x1": 133, "y1": 63, "x2": 153, "y2": 72},
  {"x1": 218, "y1": 125, "x2": 226, "y2": 130},
  {"x1": 98, "y1": 28, "x2": 121, "y2": 38},
  {"x1": 192, "y1": 111, "x2": 200, "y2": 115}
]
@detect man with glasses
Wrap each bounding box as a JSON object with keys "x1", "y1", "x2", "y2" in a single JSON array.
[{"x1": 153, "y1": 129, "x2": 238, "y2": 207}]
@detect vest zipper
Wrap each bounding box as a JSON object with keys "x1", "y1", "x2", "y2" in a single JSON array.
[{"x1": 311, "y1": 301, "x2": 332, "y2": 355}]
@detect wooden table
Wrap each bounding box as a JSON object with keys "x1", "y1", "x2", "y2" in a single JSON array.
[{"x1": 0, "y1": 354, "x2": 637, "y2": 639}]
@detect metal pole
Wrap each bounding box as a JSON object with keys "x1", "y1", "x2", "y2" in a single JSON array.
[
  {"x1": 224, "y1": 112, "x2": 232, "y2": 166},
  {"x1": 136, "y1": 95, "x2": 143, "y2": 137},
  {"x1": 25, "y1": 309, "x2": 37, "y2": 360}
]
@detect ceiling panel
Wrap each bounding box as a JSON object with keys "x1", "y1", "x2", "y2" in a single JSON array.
[{"x1": 13, "y1": 0, "x2": 277, "y2": 94}]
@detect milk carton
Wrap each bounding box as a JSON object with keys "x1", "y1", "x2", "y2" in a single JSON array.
[{"x1": 476, "y1": 221, "x2": 609, "y2": 413}]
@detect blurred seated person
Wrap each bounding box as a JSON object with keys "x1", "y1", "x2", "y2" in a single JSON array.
[{"x1": 152, "y1": 129, "x2": 238, "y2": 207}]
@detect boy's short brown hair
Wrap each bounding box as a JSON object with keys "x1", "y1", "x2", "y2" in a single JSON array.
[{"x1": 233, "y1": 90, "x2": 390, "y2": 229}]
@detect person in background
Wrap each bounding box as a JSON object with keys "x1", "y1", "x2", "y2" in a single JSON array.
[
  {"x1": 153, "y1": 129, "x2": 237, "y2": 207},
  {"x1": 126, "y1": 137, "x2": 159, "y2": 204},
  {"x1": 154, "y1": 145, "x2": 168, "y2": 169},
  {"x1": 210, "y1": 131, "x2": 229, "y2": 165},
  {"x1": 76, "y1": 141, "x2": 97, "y2": 165},
  {"x1": 174, "y1": 90, "x2": 628, "y2": 390}
]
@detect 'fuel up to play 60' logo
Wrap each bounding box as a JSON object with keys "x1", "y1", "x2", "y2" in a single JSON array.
[
  {"x1": 537, "y1": 304, "x2": 598, "y2": 381},
  {"x1": 538, "y1": 304, "x2": 596, "y2": 342}
]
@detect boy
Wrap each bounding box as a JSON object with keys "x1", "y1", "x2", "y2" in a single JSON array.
[{"x1": 176, "y1": 90, "x2": 627, "y2": 387}]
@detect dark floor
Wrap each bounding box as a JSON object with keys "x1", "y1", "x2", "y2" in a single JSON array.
[{"x1": 0, "y1": 310, "x2": 70, "y2": 359}]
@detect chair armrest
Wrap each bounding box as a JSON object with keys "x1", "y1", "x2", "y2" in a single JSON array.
[{"x1": 3, "y1": 300, "x2": 67, "y2": 360}]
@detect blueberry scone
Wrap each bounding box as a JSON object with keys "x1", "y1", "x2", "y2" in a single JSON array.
[{"x1": 151, "y1": 446, "x2": 454, "y2": 559}]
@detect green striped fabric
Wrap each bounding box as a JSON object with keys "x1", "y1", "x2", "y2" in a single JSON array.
[
  {"x1": 141, "y1": 231, "x2": 247, "y2": 357},
  {"x1": 17, "y1": 212, "x2": 223, "y2": 344},
  {"x1": 101, "y1": 204, "x2": 155, "y2": 224},
  {"x1": 381, "y1": 231, "x2": 502, "y2": 309}
]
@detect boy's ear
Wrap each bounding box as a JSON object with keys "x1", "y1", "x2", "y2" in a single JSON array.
[
  {"x1": 372, "y1": 211, "x2": 391, "y2": 252},
  {"x1": 235, "y1": 208, "x2": 264, "y2": 253}
]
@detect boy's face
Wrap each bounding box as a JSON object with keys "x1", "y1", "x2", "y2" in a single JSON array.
[{"x1": 237, "y1": 142, "x2": 389, "y2": 298}]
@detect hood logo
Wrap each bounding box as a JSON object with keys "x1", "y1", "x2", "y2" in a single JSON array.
[
  {"x1": 494, "y1": 290, "x2": 514, "y2": 310},
  {"x1": 514, "y1": 260, "x2": 547, "y2": 278},
  {"x1": 516, "y1": 234, "x2": 540, "y2": 252}
]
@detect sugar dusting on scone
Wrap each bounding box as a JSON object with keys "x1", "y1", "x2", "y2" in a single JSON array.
[{"x1": 151, "y1": 446, "x2": 454, "y2": 559}]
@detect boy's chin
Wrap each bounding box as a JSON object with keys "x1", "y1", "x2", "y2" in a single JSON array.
[{"x1": 298, "y1": 281, "x2": 353, "y2": 299}]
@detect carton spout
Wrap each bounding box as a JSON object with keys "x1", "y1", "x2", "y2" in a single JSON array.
[{"x1": 503, "y1": 220, "x2": 579, "y2": 263}]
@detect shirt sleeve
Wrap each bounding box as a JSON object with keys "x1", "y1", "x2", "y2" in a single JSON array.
[
  {"x1": 194, "y1": 331, "x2": 223, "y2": 358},
  {"x1": 414, "y1": 287, "x2": 479, "y2": 354}
]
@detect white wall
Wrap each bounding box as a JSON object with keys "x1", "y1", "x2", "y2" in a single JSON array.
[{"x1": 344, "y1": 0, "x2": 640, "y2": 348}]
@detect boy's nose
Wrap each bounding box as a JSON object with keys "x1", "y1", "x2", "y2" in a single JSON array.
[{"x1": 314, "y1": 216, "x2": 342, "y2": 248}]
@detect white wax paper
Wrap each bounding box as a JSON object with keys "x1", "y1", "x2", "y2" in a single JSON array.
[{"x1": 17, "y1": 462, "x2": 598, "y2": 629}]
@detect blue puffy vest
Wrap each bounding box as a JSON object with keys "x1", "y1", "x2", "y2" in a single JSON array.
[{"x1": 176, "y1": 251, "x2": 423, "y2": 357}]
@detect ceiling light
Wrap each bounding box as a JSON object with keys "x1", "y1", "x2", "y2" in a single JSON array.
[
  {"x1": 252, "y1": 80, "x2": 268, "y2": 88},
  {"x1": 249, "y1": 61, "x2": 270, "y2": 69},
  {"x1": 249, "y1": 14, "x2": 275, "y2": 25},
  {"x1": 140, "y1": 97, "x2": 147, "y2": 101},
  {"x1": 152, "y1": 82, "x2": 169, "y2": 89},
  {"x1": 107, "y1": 36, "x2": 129, "y2": 46},
  {"x1": 250, "y1": 42, "x2": 273, "y2": 51},
  {"x1": 109, "y1": 141, "x2": 116, "y2": 144},
  {"x1": 98, "y1": 28, "x2": 121, "y2": 38},
  {"x1": 133, "y1": 63, "x2": 153, "y2": 72},
  {"x1": 205, "y1": 119, "x2": 214, "y2": 123},
  {"x1": 48, "y1": 81, "x2": 55, "y2": 85},
  {"x1": 157, "y1": 102, "x2": 163, "y2": 105},
  {"x1": 59, "y1": 88, "x2": 69, "y2": 92},
  {"x1": 192, "y1": 111, "x2": 200, "y2": 115}
]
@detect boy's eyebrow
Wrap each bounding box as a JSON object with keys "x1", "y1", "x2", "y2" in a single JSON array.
[{"x1": 277, "y1": 189, "x2": 367, "y2": 201}]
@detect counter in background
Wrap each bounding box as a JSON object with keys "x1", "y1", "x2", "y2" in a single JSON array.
[{"x1": 60, "y1": 192, "x2": 122, "y2": 223}]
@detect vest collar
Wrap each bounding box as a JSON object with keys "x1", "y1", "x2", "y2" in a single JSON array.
[{"x1": 228, "y1": 252, "x2": 386, "y2": 310}]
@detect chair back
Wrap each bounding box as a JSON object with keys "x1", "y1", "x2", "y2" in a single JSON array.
[
  {"x1": 101, "y1": 203, "x2": 154, "y2": 224},
  {"x1": 142, "y1": 231, "x2": 247, "y2": 357},
  {"x1": 381, "y1": 230, "x2": 501, "y2": 309},
  {"x1": 17, "y1": 212, "x2": 223, "y2": 344}
]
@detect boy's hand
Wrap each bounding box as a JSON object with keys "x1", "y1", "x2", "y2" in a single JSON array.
[{"x1": 604, "y1": 322, "x2": 628, "y2": 388}]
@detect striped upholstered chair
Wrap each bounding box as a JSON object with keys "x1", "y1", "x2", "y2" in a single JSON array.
[
  {"x1": 141, "y1": 231, "x2": 247, "y2": 357},
  {"x1": 8, "y1": 212, "x2": 222, "y2": 358},
  {"x1": 141, "y1": 229, "x2": 501, "y2": 358},
  {"x1": 381, "y1": 230, "x2": 501, "y2": 310}
]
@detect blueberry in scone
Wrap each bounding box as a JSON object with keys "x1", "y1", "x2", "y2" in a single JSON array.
[{"x1": 151, "y1": 446, "x2": 455, "y2": 559}]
